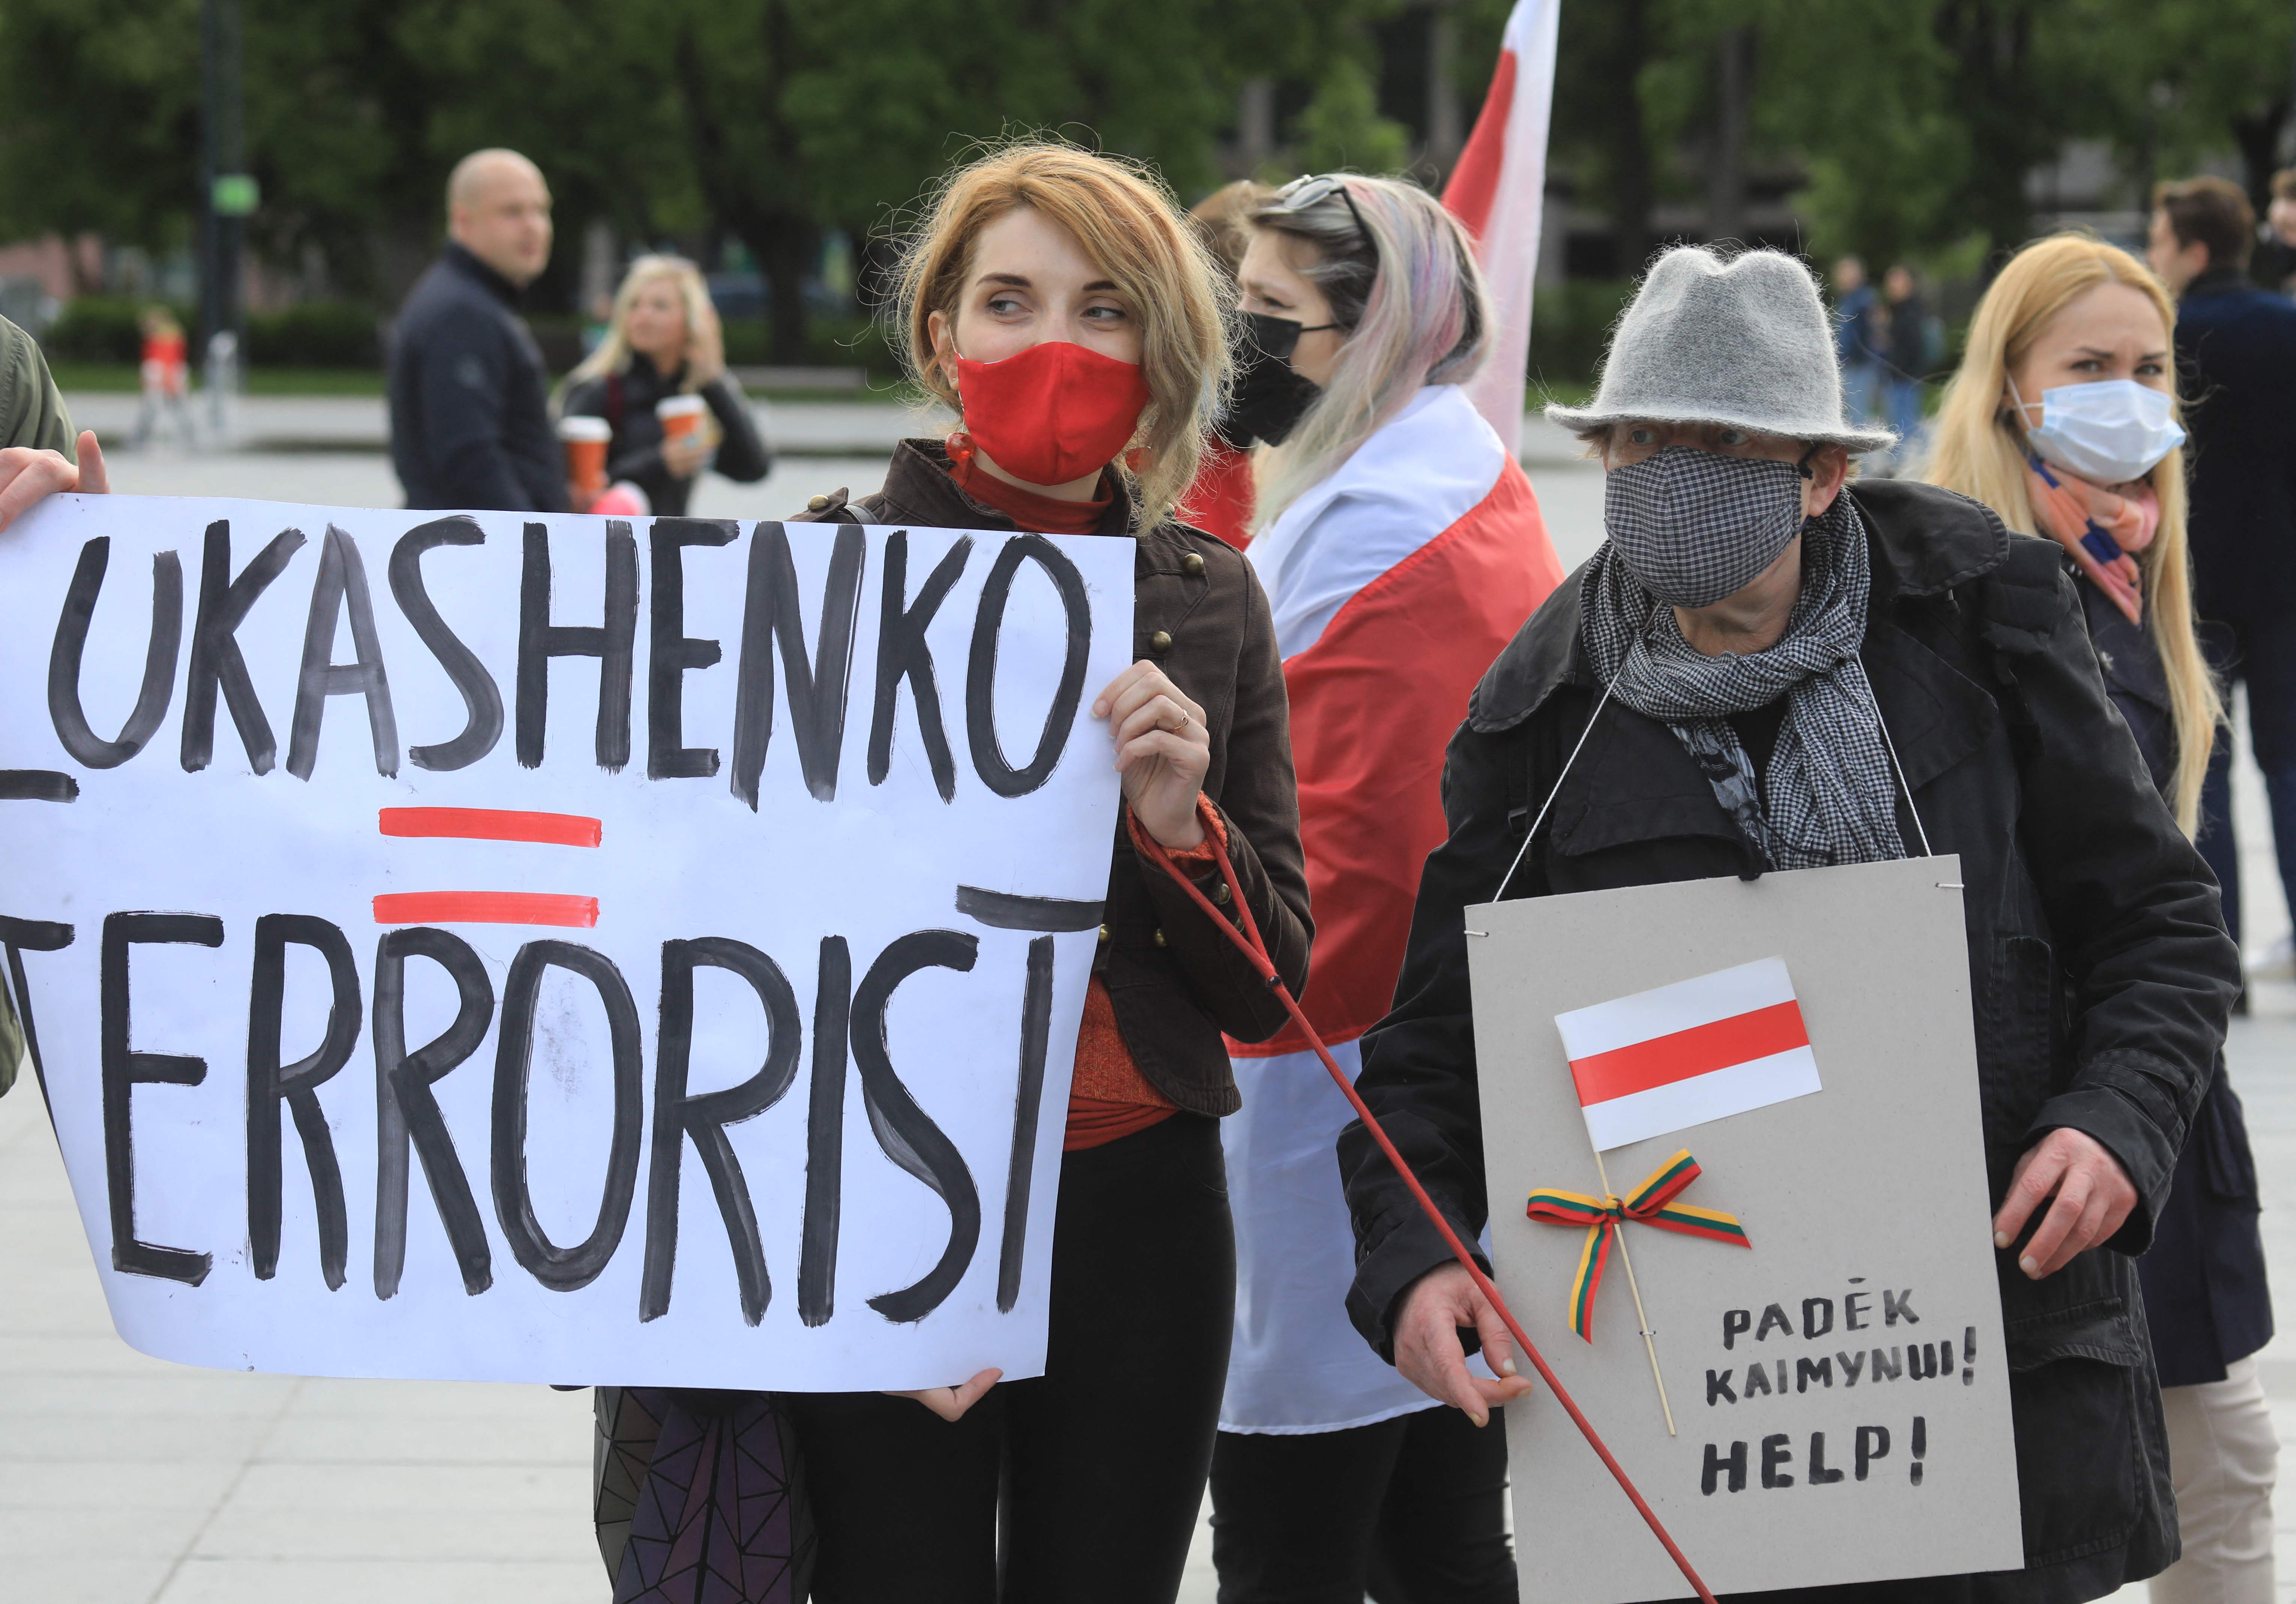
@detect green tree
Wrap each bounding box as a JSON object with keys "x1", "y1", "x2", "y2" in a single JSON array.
[
  {"x1": 2049, "y1": 0, "x2": 2296, "y2": 209},
  {"x1": 0, "y1": 0, "x2": 203, "y2": 273}
]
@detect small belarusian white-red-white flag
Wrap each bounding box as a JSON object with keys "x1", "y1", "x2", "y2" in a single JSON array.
[
  {"x1": 1554, "y1": 958, "x2": 1823, "y2": 1151},
  {"x1": 1441, "y1": 0, "x2": 1561, "y2": 457}
]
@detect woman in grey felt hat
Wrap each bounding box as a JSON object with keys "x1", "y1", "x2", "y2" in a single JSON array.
[{"x1": 1337, "y1": 245, "x2": 2239, "y2": 1601}]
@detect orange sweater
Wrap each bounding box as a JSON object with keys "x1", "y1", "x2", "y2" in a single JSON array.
[{"x1": 1065, "y1": 810, "x2": 1225, "y2": 1149}]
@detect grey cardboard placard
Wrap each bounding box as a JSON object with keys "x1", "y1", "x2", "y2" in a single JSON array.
[{"x1": 1467, "y1": 857, "x2": 2022, "y2": 1601}]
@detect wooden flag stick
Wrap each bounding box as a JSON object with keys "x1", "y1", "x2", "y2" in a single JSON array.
[{"x1": 1593, "y1": 1147, "x2": 1678, "y2": 1437}]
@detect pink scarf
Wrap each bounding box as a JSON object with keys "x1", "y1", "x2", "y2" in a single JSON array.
[{"x1": 2023, "y1": 455, "x2": 2158, "y2": 626}]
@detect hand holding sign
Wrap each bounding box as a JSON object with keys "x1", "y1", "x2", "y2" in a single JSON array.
[
  {"x1": 890, "y1": 1365, "x2": 1004, "y2": 1421},
  {"x1": 3, "y1": 495, "x2": 1137, "y2": 1393},
  {"x1": 0, "y1": 430, "x2": 106, "y2": 532},
  {"x1": 1094, "y1": 660, "x2": 1209, "y2": 849}
]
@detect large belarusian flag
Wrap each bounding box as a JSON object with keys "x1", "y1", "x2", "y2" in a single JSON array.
[{"x1": 1441, "y1": 0, "x2": 1561, "y2": 456}]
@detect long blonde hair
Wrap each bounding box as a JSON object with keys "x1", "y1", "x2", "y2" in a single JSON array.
[
  {"x1": 1248, "y1": 176, "x2": 1491, "y2": 533},
  {"x1": 561, "y1": 254, "x2": 715, "y2": 396},
  {"x1": 1922, "y1": 232, "x2": 2219, "y2": 833},
  {"x1": 890, "y1": 139, "x2": 1229, "y2": 533}
]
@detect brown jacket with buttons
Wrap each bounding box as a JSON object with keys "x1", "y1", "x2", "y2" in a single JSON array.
[{"x1": 793, "y1": 439, "x2": 1312, "y2": 1115}]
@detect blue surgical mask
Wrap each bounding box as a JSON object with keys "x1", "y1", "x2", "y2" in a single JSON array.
[{"x1": 2011, "y1": 378, "x2": 2186, "y2": 486}]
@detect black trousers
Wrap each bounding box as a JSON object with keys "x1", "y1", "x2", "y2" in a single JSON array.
[
  {"x1": 2198, "y1": 612, "x2": 2296, "y2": 958},
  {"x1": 781, "y1": 1112, "x2": 1235, "y2": 1603},
  {"x1": 1209, "y1": 1405, "x2": 1517, "y2": 1604}
]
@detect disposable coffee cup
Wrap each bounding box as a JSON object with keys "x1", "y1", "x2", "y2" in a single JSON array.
[
  {"x1": 559, "y1": 415, "x2": 612, "y2": 503},
  {"x1": 657, "y1": 392, "x2": 709, "y2": 448}
]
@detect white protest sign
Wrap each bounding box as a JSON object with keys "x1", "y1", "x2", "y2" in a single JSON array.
[
  {"x1": 1467, "y1": 858, "x2": 2023, "y2": 1600},
  {"x1": 0, "y1": 494, "x2": 1133, "y2": 1392}
]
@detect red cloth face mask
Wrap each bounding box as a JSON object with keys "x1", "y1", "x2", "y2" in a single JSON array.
[{"x1": 953, "y1": 339, "x2": 1151, "y2": 487}]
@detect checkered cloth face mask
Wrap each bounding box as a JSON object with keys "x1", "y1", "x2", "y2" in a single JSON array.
[
  {"x1": 1581, "y1": 496, "x2": 1907, "y2": 872},
  {"x1": 1603, "y1": 447, "x2": 1807, "y2": 608}
]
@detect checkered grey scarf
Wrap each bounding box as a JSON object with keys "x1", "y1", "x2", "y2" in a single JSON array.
[{"x1": 1579, "y1": 496, "x2": 1906, "y2": 871}]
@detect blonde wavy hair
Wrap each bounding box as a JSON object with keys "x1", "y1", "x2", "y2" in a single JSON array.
[
  {"x1": 890, "y1": 140, "x2": 1229, "y2": 532},
  {"x1": 1922, "y1": 232, "x2": 2219, "y2": 833},
  {"x1": 560, "y1": 254, "x2": 715, "y2": 397}
]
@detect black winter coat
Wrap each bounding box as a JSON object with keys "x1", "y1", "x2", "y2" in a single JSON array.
[
  {"x1": 1340, "y1": 481, "x2": 2240, "y2": 1602},
  {"x1": 2080, "y1": 582, "x2": 2273, "y2": 1388},
  {"x1": 559, "y1": 358, "x2": 772, "y2": 518},
  {"x1": 388, "y1": 244, "x2": 567, "y2": 514},
  {"x1": 2177, "y1": 267, "x2": 2296, "y2": 624}
]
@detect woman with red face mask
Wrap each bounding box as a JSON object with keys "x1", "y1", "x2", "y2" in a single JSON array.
[{"x1": 587, "y1": 141, "x2": 1312, "y2": 1604}]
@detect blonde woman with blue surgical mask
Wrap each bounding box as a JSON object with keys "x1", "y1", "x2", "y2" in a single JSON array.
[{"x1": 1925, "y1": 231, "x2": 2274, "y2": 1604}]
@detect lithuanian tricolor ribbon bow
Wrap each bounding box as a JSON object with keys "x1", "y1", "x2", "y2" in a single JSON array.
[{"x1": 1525, "y1": 1150, "x2": 1750, "y2": 1341}]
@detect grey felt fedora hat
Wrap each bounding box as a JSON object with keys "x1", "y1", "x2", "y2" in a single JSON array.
[{"x1": 1546, "y1": 245, "x2": 1896, "y2": 453}]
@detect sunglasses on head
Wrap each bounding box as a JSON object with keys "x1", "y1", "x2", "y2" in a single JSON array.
[{"x1": 1270, "y1": 174, "x2": 1373, "y2": 254}]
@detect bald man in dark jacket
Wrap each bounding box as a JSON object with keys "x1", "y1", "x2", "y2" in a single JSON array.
[{"x1": 389, "y1": 149, "x2": 566, "y2": 513}]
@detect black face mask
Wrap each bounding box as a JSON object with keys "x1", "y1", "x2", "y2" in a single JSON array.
[{"x1": 1220, "y1": 311, "x2": 1331, "y2": 448}]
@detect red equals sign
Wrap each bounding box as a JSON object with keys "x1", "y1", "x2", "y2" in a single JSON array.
[{"x1": 373, "y1": 807, "x2": 603, "y2": 928}]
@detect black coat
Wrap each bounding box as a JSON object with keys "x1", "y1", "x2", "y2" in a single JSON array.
[
  {"x1": 2080, "y1": 581, "x2": 2273, "y2": 1388},
  {"x1": 388, "y1": 244, "x2": 567, "y2": 514},
  {"x1": 1885, "y1": 291, "x2": 1928, "y2": 380},
  {"x1": 790, "y1": 442, "x2": 1312, "y2": 1113},
  {"x1": 1340, "y1": 481, "x2": 2240, "y2": 1601},
  {"x1": 559, "y1": 358, "x2": 772, "y2": 518},
  {"x1": 2176, "y1": 267, "x2": 2296, "y2": 624}
]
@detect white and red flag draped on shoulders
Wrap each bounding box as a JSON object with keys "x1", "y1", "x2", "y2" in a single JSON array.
[
  {"x1": 1234, "y1": 384, "x2": 1564, "y2": 1064},
  {"x1": 1442, "y1": 0, "x2": 1562, "y2": 456},
  {"x1": 1219, "y1": 384, "x2": 1564, "y2": 1433},
  {"x1": 1218, "y1": 6, "x2": 1566, "y2": 1435}
]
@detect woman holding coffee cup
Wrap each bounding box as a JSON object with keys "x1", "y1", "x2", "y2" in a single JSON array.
[{"x1": 558, "y1": 254, "x2": 772, "y2": 515}]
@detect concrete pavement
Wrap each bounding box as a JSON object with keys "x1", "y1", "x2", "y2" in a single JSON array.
[
  {"x1": 62, "y1": 388, "x2": 1604, "y2": 468},
  {"x1": 1, "y1": 413, "x2": 2287, "y2": 1602},
  {"x1": 63, "y1": 390, "x2": 940, "y2": 460}
]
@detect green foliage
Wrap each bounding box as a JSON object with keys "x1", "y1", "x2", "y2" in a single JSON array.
[
  {"x1": 3, "y1": 0, "x2": 2285, "y2": 358},
  {"x1": 245, "y1": 302, "x2": 382, "y2": 367},
  {"x1": 721, "y1": 314, "x2": 898, "y2": 377},
  {"x1": 0, "y1": 0, "x2": 1373, "y2": 359},
  {"x1": 1552, "y1": 0, "x2": 2294, "y2": 274},
  {"x1": 44, "y1": 298, "x2": 182, "y2": 363},
  {"x1": 1529, "y1": 279, "x2": 1635, "y2": 388},
  {"x1": 1291, "y1": 57, "x2": 1412, "y2": 177}
]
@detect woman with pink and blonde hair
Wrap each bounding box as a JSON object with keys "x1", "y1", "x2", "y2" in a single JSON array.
[{"x1": 1210, "y1": 172, "x2": 1562, "y2": 1601}]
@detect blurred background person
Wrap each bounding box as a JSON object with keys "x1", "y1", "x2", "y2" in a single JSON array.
[
  {"x1": 1831, "y1": 253, "x2": 1885, "y2": 427},
  {"x1": 1210, "y1": 172, "x2": 1561, "y2": 1604},
  {"x1": 1183, "y1": 179, "x2": 1274, "y2": 548},
  {"x1": 1880, "y1": 261, "x2": 1934, "y2": 460},
  {"x1": 2255, "y1": 169, "x2": 2296, "y2": 294},
  {"x1": 388, "y1": 147, "x2": 564, "y2": 512},
  {"x1": 557, "y1": 254, "x2": 771, "y2": 517},
  {"x1": 131, "y1": 306, "x2": 193, "y2": 448},
  {"x1": 1925, "y1": 230, "x2": 2275, "y2": 1604},
  {"x1": 2149, "y1": 176, "x2": 2296, "y2": 986}
]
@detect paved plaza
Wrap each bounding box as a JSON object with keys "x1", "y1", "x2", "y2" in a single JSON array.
[{"x1": 0, "y1": 401, "x2": 2286, "y2": 1601}]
